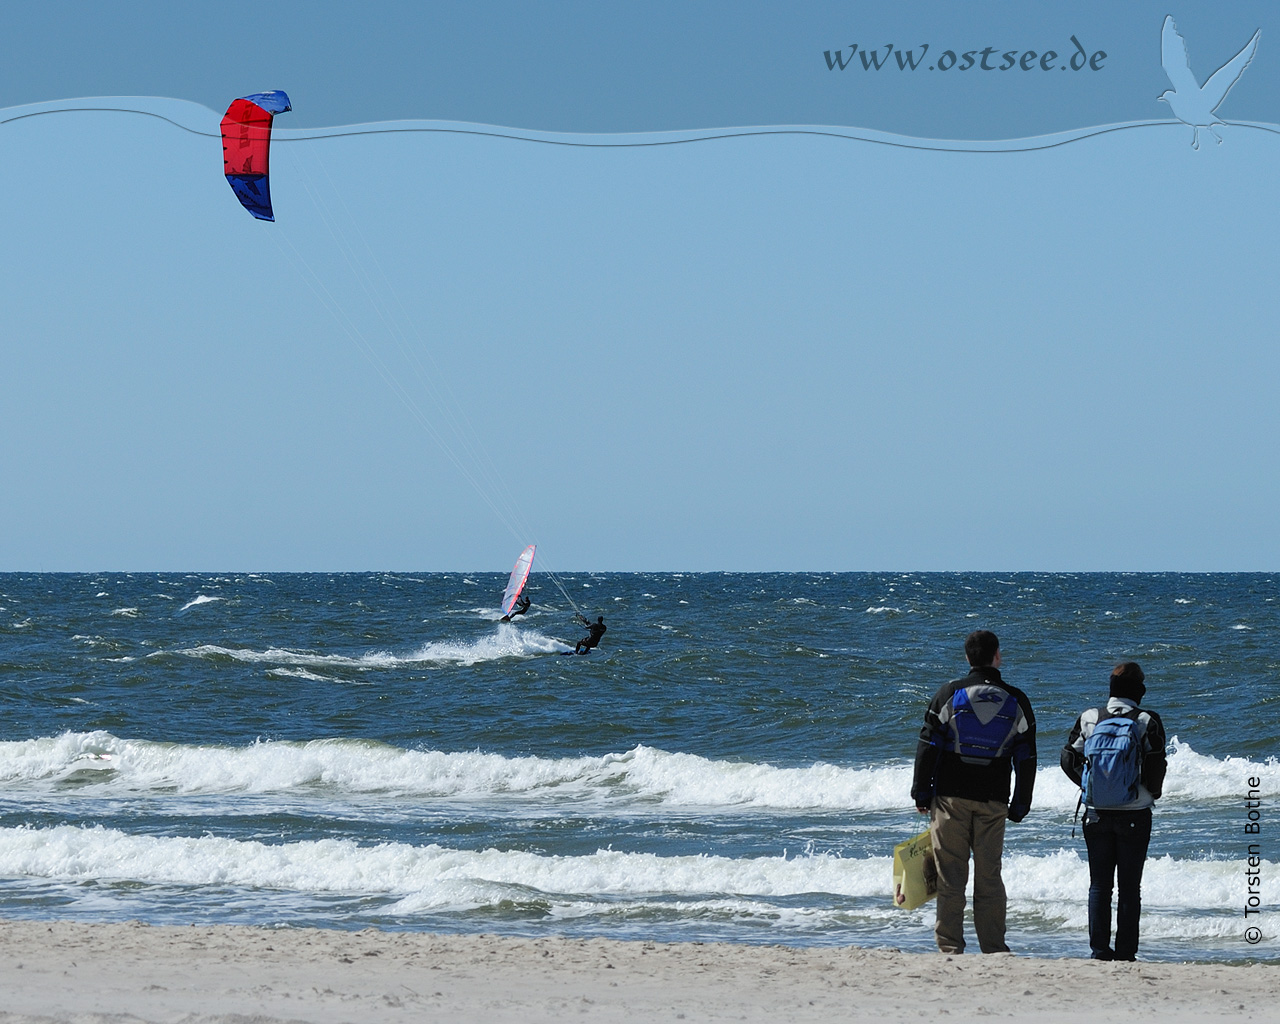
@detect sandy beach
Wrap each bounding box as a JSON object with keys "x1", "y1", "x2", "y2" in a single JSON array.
[{"x1": 0, "y1": 921, "x2": 1275, "y2": 1023}]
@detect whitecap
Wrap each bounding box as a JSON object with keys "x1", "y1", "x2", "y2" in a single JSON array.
[
  {"x1": 267, "y1": 667, "x2": 342, "y2": 683},
  {"x1": 179, "y1": 595, "x2": 223, "y2": 612},
  {"x1": 173, "y1": 624, "x2": 568, "y2": 672}
]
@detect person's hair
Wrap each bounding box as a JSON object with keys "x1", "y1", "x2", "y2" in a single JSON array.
[
  {"x1": 964, "y1": 630, "x2": 1000, "y2": 667},
  {"x1": 1109, "y1": 661, "x2": 1146, "y2": 702}
]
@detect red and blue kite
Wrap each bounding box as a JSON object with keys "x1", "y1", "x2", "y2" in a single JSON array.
[{"x1": 221, "y1": 91, "x2": 291, "y2": 221}]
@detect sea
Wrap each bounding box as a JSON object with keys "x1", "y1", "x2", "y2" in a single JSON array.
[{"x1": 1, "y1": 572, "x2": 1275, "y2": 963}]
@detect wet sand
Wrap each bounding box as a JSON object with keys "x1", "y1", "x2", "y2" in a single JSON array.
[{"x1": 1, "y1": 920, "x2": 1277, "y2": 1023}]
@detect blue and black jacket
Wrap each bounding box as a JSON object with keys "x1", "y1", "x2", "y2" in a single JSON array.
[{"x1": 911, "y1": 665, "x2": 1038, "y2": 818}]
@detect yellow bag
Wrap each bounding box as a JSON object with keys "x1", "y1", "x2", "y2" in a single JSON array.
[{"x1": 891, "y1": 826, "x2": 938, "y2": 910}]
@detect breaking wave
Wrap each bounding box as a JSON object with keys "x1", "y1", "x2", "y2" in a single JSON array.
[
  {"x1": 0, "y1": 732, "x2": 1270, "y2": 811},
  {"x1": 0, "y1": 823, "x2": 1267, "y2": 944}
]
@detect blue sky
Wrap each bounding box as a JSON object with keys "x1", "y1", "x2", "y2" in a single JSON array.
[
  {"x1": 3, "y1": 2, "x2": 1275, "y2": 135},
  {"x1": 2, "y1": 3, "x2": 1277, "y2": 570}
]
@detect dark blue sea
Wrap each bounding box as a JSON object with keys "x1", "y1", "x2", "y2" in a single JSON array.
[{"x1": 1, "y1": 572, "x2": 1275, "y2": 963}]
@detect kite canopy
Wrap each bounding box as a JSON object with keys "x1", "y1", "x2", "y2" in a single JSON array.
[
  {"x1": 221, "y1": 91, "x2": 291, "y2": 221},
  {"x1": 501, "y1": 545, "x2": 536, "y2": 618}
]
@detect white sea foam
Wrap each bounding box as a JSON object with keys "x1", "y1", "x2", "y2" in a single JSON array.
[
  {"x1": 173, "y1": 624, "x2": 567, "y2": 671},
  {"x1": 1, "y1": 733, "x2": 1272, "y2": 812},
  {"x1": 266, "y1": 667, "x2": 342, "y2": 683},
  {"x1": 0, "y1": 824, "x2": 1268, "y2": 933},
  {"x1": 177, "y1": 644, "x2": 402, "y2": 671},
  {"x1": 110, "y1": 607, "x2": 139, "y2": 618},
  {"x1": 864, "y1": 606, "x2": 900, "y2": 614},
  {"x1": 0, "y1": 823, "x2": 877, "y2": 907},
  {"x1": 179, "y1": 595, "x2": 223, "y2": 612}
]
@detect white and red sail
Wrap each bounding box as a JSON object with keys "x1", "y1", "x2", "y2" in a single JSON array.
[{"x1": 500, "y1": 545, "x2": 536, "y2": 618}]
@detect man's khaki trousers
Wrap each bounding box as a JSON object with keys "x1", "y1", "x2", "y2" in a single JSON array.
[{"x1": 929, "y1": 795, "x2": 1011, "y2": 954}]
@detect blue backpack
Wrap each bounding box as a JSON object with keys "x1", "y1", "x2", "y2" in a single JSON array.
[
  {"x1": 944, "y1": 684, "x2": 1023, "y2": 765},
  {"x1": 1082, "y1": 712, "x2": 1143, "y2": 808}
]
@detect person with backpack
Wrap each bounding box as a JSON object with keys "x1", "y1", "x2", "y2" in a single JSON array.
[
  {"x1": 911, "y1": 630, "x2": 1037, "y2": 954},
  {"x1": 1060, "y1": 662, "x2": 1168, "y2": 961}
]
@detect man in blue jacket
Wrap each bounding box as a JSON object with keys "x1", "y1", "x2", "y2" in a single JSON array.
[{"x1": 911, "y1": 630, "x2": 1037, "y2": 954}]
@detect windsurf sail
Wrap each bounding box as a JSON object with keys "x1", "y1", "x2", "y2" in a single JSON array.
[{"x1": 500, "y1": 544, "x2": 536, "y2": 618}]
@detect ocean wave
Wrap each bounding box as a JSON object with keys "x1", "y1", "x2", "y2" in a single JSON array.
[
  {"x1": 171, "y1": 624, "x2": 567, "y2": 670},
  {"x1": 266, "y1": 667, "x2": 344, "y2": 683},
  {"x1": 0, "y1": 733, "x2": 1272, "y2": 811},
  {"x1": 178, "y1": 595, "x2": 223, "y2": 613},
  {"x1": 0, "y1": 824, "x2": 1267, "y2": 926}
]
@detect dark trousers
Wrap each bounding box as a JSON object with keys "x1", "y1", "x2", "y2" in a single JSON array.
[{"x1": 1082, "y1": 808, "x2": 1152, "y2": 960}]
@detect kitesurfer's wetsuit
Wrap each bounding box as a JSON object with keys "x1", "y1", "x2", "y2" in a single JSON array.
[{"x1": 574, "y1": 616, "x2": 606, "y2": 654}]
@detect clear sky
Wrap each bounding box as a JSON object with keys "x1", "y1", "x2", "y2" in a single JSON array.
[
  {"x1": 2, "y1": 2, "x2": 1277, "y2": 570},
  {"x1": 2, "y1": 1, "x2": 1276, "y2": 136}
]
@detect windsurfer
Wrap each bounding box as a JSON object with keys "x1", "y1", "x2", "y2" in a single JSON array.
[
  {"x1": 500, "y1": 545, "x2": 536, "y2": 622},
  {"x1": 501, "y1": 594, "x2": 531, "y2": 622}
]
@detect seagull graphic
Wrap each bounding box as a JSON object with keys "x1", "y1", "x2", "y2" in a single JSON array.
[{"x1": 1159, "y1": 15, "x2": 1260, "y2": 149}]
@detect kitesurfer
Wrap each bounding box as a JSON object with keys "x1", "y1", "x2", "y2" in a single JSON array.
[
  {"x1": 573, "y1": 615, "x2": 607, "y2": 654},
  {"x1": 501, "y1": 594, "x2": 531, "y2": 622}
]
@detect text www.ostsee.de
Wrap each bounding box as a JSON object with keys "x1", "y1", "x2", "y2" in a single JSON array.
[{"x1": 823, "y1": 36, "x2": 1107, "y2": 74}]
